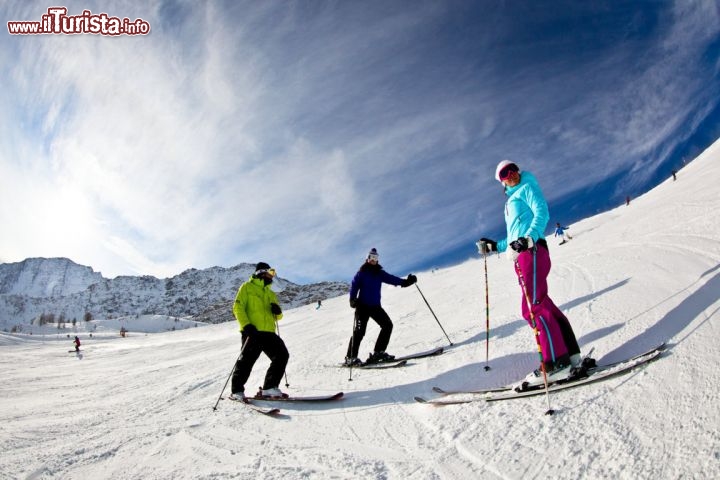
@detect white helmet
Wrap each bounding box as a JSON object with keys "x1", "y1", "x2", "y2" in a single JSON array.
[{"x1": 495, "y1": 160, "x2": 520, "y2": 182}]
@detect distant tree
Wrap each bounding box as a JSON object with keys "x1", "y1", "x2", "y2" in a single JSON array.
[{"x1": 84, "y1": 312, "x2": 93, "y2": 322}]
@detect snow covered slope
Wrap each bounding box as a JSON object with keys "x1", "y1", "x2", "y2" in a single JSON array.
[{"x1": 0, "y1": 139, "x2": 718, "y2": 479}]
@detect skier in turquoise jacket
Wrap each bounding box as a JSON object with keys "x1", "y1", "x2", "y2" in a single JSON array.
[{"x1": 478, "y1": 160, "x2": 582, "y2": 388}]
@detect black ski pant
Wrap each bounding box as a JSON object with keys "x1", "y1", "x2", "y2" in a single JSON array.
[
  {"x1": 231, "y1": 331, "x2": 288, "y2": 393},
  {"x1": 346, "y1": 304, "x2": 393, "y2": 358}
]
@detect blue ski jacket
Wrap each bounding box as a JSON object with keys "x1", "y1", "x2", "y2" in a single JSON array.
[
  {"x1": 349, "y1": 264, "x2": 404, "y2": 306},
  {"x1": 496, "y1": 171, "x2": 549, "y2": 253}
]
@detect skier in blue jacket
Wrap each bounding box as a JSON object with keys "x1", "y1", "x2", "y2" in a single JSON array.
[
  {"x1": 554, "y1": 222, "x2": 572, "y2": 244},
  {"x1": 345, "y1": 248, "x2": 417, "y2": 366}
]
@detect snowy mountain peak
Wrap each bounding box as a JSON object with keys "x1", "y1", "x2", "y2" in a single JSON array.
[
  {"x1": 0, "y1": 259, "x2": 348, "y2": 327},
  {"x1": 0, "y1": 257, "x2": 103, "y2": 298}
]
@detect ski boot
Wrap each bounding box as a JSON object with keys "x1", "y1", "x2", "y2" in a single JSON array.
[{"x1": 366, "y1": 351, "x2": 395, "y2": 364}]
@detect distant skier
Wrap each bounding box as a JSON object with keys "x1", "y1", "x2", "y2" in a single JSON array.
[
  {"x1": 73, "y1": 336, "x2": 81, "y2": 353},
  {"x1": 554, "y1": 222, "x2": 573, "y2": 244},
  {"x1": 672, "y1": 170, "x2": 677, "y2": 181},
  {"x1": 344, "y1": 248, "x2": 417, "y2": 366},
  {"x1": 230, "y1": 262, "x2": 288, "y2": 399},
  {"x1": 477, "y1": 160, "x2": 583, "y2": 388},
  {"x1": 316, "y1": 300, "x2": 322, "y2": 310}
]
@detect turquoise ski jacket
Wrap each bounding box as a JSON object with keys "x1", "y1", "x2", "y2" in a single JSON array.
[{"x1": 496, "y1": 171, "x2": 549, "y2": 253}]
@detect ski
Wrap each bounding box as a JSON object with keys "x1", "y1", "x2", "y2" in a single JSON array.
[
  {"x1": 393, "y1": 346, "x2": 444, "y2": 362},
  {"x1": 430, "y1": 343, "x2": 661, "y2": 397},
  {"x1": 225, "y1": 394, "x2": 281, "y2": 415},
  {"x1": 584, "y1": 342, "x2": 666, "y2": 373},
  {"x1": 486, "y1": 349, "x2": 664, "y2": 402},
  {"x1": 429, "y1": 349, "x2": 595, "y2": 397},
  {"x1": 432, "y1": 385, "x2": 509, "y2": 396},
  {"x1": 338, "y1": 359, "x2": 408, "y2": 369},
  {"x1": 251, "y1": 391, "x2": 344, "y2": 403},
  {"x1": 416, "y1": 343, "x2": 666, "y2": 405},
  {"x1": 339, "y1": 346, "x2": 443, "y2": 369},
  {"x1": 511, "y1": 346, "x2": 597, "y2": 393}
]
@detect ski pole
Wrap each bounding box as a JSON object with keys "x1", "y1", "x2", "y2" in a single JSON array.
[
  {"x1": 514, "y1": 260, "x2": 554, "y2": 416},
  {"x1": 348, "y1": 317, "x2": 357, "y2": 382},
  {"x1": 415, "y1": 284, "x2": 454, "y2": 346},
  {"x1": 274, "y1": 316, "x2": 290, "y2": 388},
  {"x1": 483, "y1": 251, "x2": 491, "y2": 371},
  {"x1": 212, "y1": 336, "x2": 250, "y2": 411}
]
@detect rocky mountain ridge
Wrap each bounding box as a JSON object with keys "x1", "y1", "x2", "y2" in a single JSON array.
[{"x1": 0, "y1": 258, "x2": 348, "y2": 328}]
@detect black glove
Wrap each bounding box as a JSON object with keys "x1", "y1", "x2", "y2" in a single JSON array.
[
  {"x1": 510, "y1": 237, "x2": 534, "y2": 253},
  {"x1": 270, "y1": 303, "x2": 282, "y2": 315},
  {"x1": 477, "y1": 238, "x2": 497, "y2": 254},
  {"x1": 242, "y1": 324, "x2": 258, "y2": 338},
  {"x1": 349, "y1": 298, "x2": 358, "y2": 309},
  {"x1": 401, "y1": 274, "x2": 417, "y2": 287}
]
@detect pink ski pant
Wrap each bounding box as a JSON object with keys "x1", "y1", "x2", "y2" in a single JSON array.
[{"x1": 514, "y1": 245, "x2": 569, "y2": 366}]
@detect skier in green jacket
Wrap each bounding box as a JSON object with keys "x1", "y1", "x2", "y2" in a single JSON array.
[{"x1": 231, "y1": 262, "x2": 288, "y2": 399}]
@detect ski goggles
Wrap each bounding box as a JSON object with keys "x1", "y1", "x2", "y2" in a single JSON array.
[
  {"x1": 255, "y1": 268, "x2": 276, "y2": 278},
  {"x1": 367, "y1": 253, "x2": 379, "y2": 262},
  {"x1": 498, "y1": 163, "x2": 519, "y2": 181}
]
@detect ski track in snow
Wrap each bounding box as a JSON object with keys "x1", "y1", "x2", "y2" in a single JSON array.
[{"x1": 2, "y1": 140, "x2": 720, "y2": 478}]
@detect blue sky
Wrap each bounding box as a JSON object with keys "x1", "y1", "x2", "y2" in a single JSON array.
[{"x1": 1, "y1": 1, "x2": 719, "y2": 283}]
